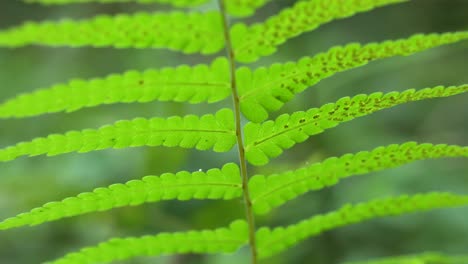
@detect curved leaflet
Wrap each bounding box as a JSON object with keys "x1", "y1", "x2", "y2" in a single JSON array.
[
  {"x1": 0, "y1": 58, "x2": 230, "y2": 118},
  {"x1": 244, "y1": 85, "x2": 468, "y2": 166},
  {"x1": 249, "y1": 142, "x2": 468, "y2": 214},
  {"x1": 256, "y1": 192, "x2": 468, "y2": 258},
  {"x1": 0, "y1": 108, "x2": 236, "y2": 162},
  {"x1": 232, "y1": 0, "x2": 408, "y2": 62},
  {"x1": 0, "y1": 163, "x2": 241, "y2": 230},
  {"x1": 0, "y1": 11, "x2": 224, "y2": 53},
  {"x1": 237, "y1": 31, "x2": 468, "y2": 122},
  {"x1": 47, "y1": 220, "x2": 249, "y2": 264}
]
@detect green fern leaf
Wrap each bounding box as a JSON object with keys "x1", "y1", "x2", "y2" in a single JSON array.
[
  {"x1": 24, "y1": 0, "x2": 209, "y2": 7},
  {"x1": 0, "y1": 109, "x2": 236, "y2": 162},
  {"x1": 237, "y1": 31, "x2": 468, "y2": 122},
  {"x1": 244, "y1": 85, "x2": 468, "y2": 166},
  {"x1": 0, "y1": 11, "x2": 224, "y2": 53},
  {"x1": 256, "y1": 192, "x2": 468, "y2": 258},
  {"x1": 0, "y1": 163, "x2": 241, "y2": 230},
  {"x1": 232, "y1": 0, "x2": 408, "y2": 62},
  {"x1": 0, "y1": 58, "x2": 230, "y2": 118},
  {"x1": 345, "y1": 252, "x2": 468, "y2": 264},
  {"x1": 225, "y1": 0, "x2": 271, "y2": 17},
  {"x1": 249, "y1": 142, "x2": 468, "y2": 214},
  {"x1": 46, "y1": 220, "x2": 249, "y2": 264}
]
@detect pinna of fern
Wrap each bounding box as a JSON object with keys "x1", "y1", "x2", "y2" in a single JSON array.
[
  {"x1": 0, "y1": 163, "x2": 242, "y2": 230},
  {"x1": 256, "y1": 192, "x2": 468, "y2": 258},
  {"x1": 0, "y1": 108, "x2": 236, "y2": 162},
  {"x1": 0, "y1": 57, "x2": 232, "y2": 118},
  {"x1": 46, "y1": 220, "x2": 249, "y2": 264},
  {"x1": 244, "y1": 85, "x2": 468, "y2": 166}
]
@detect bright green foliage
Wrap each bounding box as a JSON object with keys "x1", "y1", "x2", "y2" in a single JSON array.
[
  {"x1": 0, "y1": 163, "x2": 241, "y2": 230},
  {"x1": 24, "y1": 0, "x2": 209, "y2": 7},
  {"x1": 0, "y1": 58, "x2": 230, "y2": 118},
  {"x1": 1, "y1": 1, "x2": 468, "y2": 263},
  {"x1": 244, "y1": 85, "x2": 468, "y2": 166},
  {"x1": 237, "y1": 31, "x2": 468, "y2": 122},
  {"x1": 256, "y1": 192, "x2": 468, "y2": 258},
  {"x1": 47, "y1": 220, "x2": 249, "y2": 264},
  {"x1": 0, "y1": 11, "x2": 224, "y2": 53},
  {"x1": 231, "y1": 0, "x2": 408, "y2": 62},
  {"x1": 249, "y1": 142, "x2": 468, "y2": 214},
  {"x1": 345, "y1": 252, "x2": 468, "y2": 264},
  {"x1": 225, "y1": 0, "x2": 271, "y2": 17},
  {"x1": 0, "y1": 109, "x2": 236, "y2": 162}
]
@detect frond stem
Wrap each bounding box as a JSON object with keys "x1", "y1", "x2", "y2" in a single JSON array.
[{"x1": 217, "y1": 1, "x2": 258, "y2": 263}]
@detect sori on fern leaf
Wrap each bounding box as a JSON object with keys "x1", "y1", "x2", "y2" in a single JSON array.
[{"x1": 0, "y1": 0, "x2": 467, "y2": 264}]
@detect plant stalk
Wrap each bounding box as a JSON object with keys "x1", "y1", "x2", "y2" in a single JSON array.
[{"x1": 216, "y1": 1, "x2": 258, "y2": 263}]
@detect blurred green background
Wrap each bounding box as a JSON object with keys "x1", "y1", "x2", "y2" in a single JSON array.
[{"x1": 0, "y1": 0, "x2": 467, "y2": 263}]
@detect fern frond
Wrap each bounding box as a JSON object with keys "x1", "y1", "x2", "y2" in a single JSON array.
[
  {"x1": 225, "y1": 0, "x2": 271, "y2": 17},
  {"x1": 231, "y1": 0, "x2": 408, "y2": 62},
  {"x1": 249, "y1": 142, "x2": 468, "y2": 215},
  {"x1": 244, "y1": 85, "x2": 468, "y2": 166},
  {"x1": 237, "y1": 31, "x2": 468, "y2": 122},
  {"x1": 47, "y1": 220, "x2": 249, "y2": 264},
  {"x1": 0, "y1": 163, "x2": 241, "y2": 230},
  {"x1": 0, "y1": 58, "x2": 230, "y2": 118},
  {"x1": 0, "y1": 11, "x2": 224, "y2": 54},
  {"x1": 24, "y1": 0, "x2": 209, "y2": 7},
  {"x1": 0, "y1": 109, "x2": 236, "y2": 162},
  {"x1": 345, "y1": 252, "x2": 468, "y2": 264},
  {"x1": 256, "y1": 192, "x2": 468, "y2": 258}
]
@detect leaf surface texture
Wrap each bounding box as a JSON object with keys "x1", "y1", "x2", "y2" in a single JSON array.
[
  {"x1": 244, "y1": 85, "x2": 468, "y2": 166},
  {"x1": 47, "y1": 220, "x2": 248, "y2": 264},
  {"x1": 249, "y1": 142, "x2": 468, "y2": 214},
  {"x1": 237, "y1": 31, "x2": 468, "y2": 122},
  {"x1": 0, "y1": 163, "x2": 241, "y2": 230},
  {"x1": 256, "y1": 193, "x2": 468, "y2": 258},
  {"x1": 0, "y1": 109, "x2": 236, "y2": 162},
  {"x1": 232, "y1": 0, "x2": 408, "y2": 62},
  {"x1": 0, "y1": 58, "x2": 230, "y2": 118},
  {"x1": 0, "y1": 11, "x2": 224, "y2": 54}
]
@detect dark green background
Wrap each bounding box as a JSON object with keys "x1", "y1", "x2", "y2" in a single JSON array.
[{"x1": 0, "y1": 0, "x2": 467, "y2": 263}]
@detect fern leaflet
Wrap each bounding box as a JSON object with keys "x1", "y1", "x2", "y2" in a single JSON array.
[
  {"x1": 0, "y1": 11, "x2": 224, "y2": 54},
  {"x1": 24, "y1": 0, "x2": 210, "y2": 7},
  {"x1": 0, "y1": 109, "x2": 236, "y2": 162},
  {"x1": 47, "y1": 220, "x2": 249, "y2": 264},
  {"x1": 244, "y1": 85, "x2": 468, "y2": 166},
  {"x1": 345, "y1": 252, "x2": 468, "y2": 264},
  {"x1": 237, "y1": 31, "x2": 468, "y2": 122},
  {"x1": 231, "y1": 0, "x2": 408, "y2": 62},
  {"x1": 0, "y1": 163, "x2": 241, "y2": 230},
  {"x1": 256, "y1": 192, "x2": 468, "y2": 258},
  {"x1": 249, "y1": 142, "x2": 468, "y2": 214},
  {"x1": 0, "y1": 58, "x2": 230, "y2": 118}
]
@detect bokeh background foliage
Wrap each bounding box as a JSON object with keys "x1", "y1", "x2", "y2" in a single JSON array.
[{"x1": 0, "y1": 0, "x2": 467, "y2": 263}]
